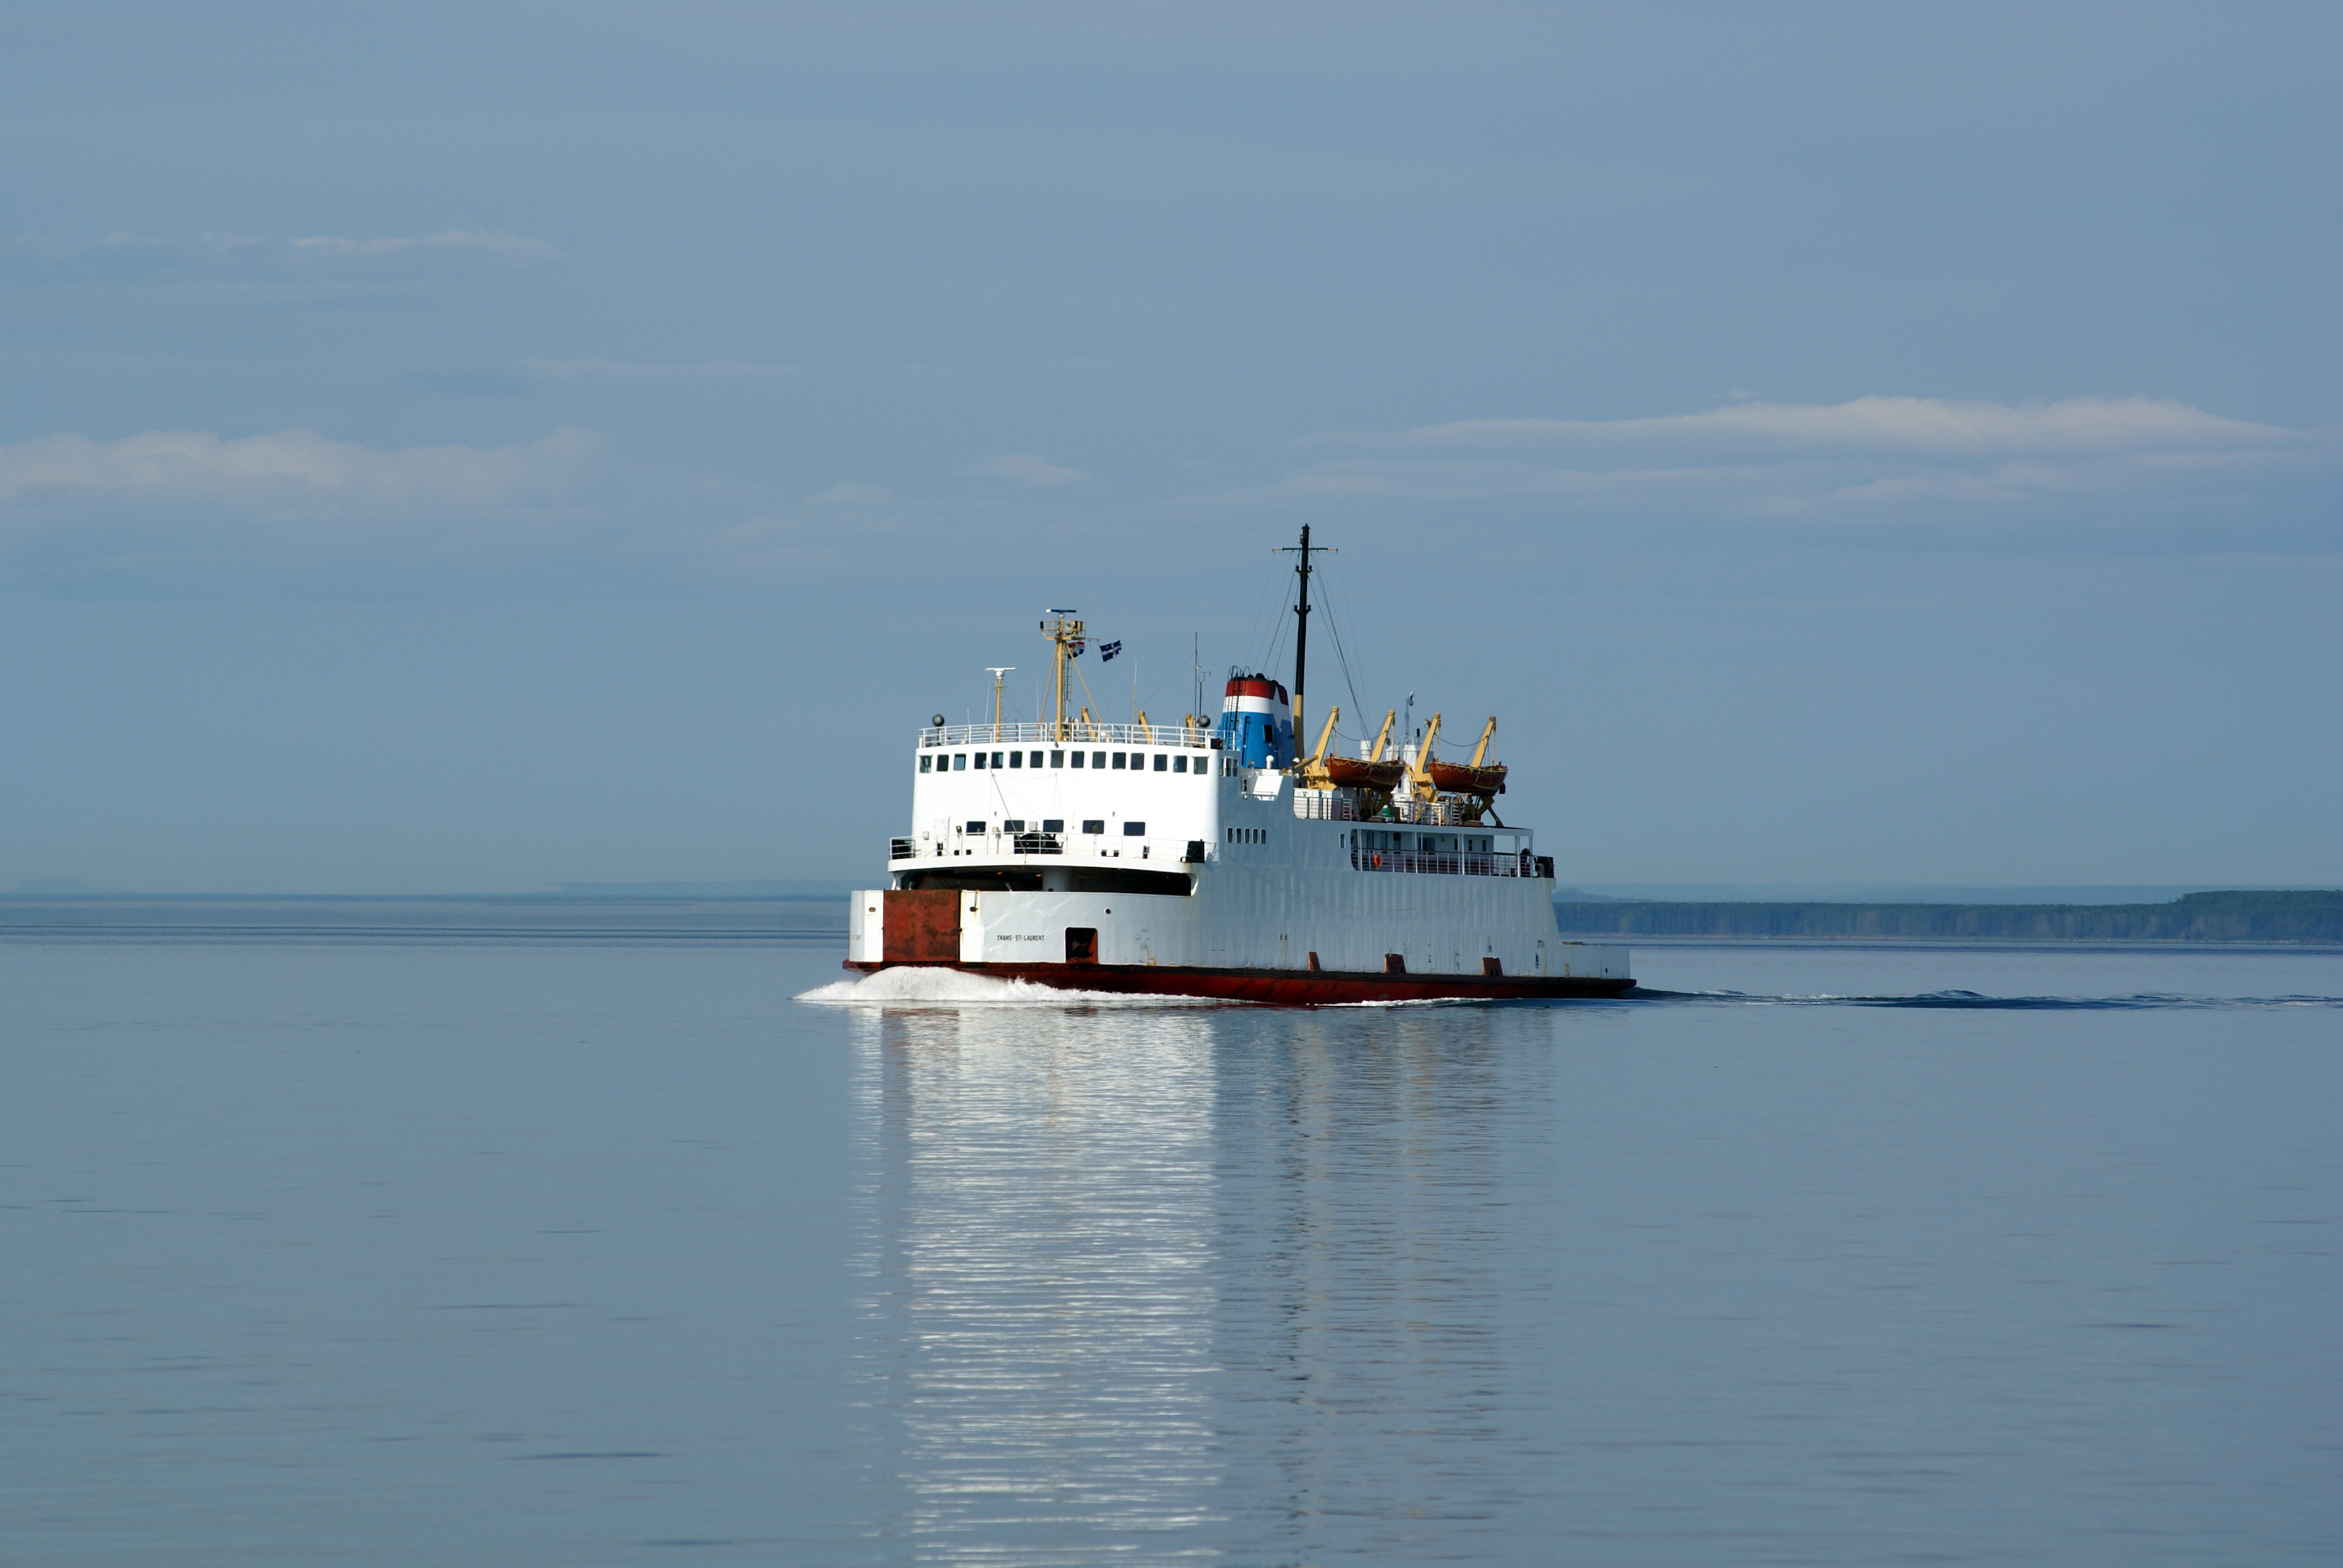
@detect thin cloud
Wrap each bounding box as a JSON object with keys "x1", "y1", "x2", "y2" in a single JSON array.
[
  {"x1": 1254, "y1": 396, "x2": 2336, "y2": 534},
  {"x1": 287, "y1": 230, "x2": 559, "y2": 263},
  {"x1": 0, "y1": 426, "x2": 600, "y2": 508},
  {"x1": 1268, "y1": 457, "x2": 1794, "y2": 507},
  {"x1": 970, "y1": 453, "x2": 1089, "y2": 487},
  {"x1": 1348, "y1": 396, "x2": 2295, "y2": 457},
  {"x1": 525, "y1": 358, "x2": 946, "y2": 382},
  {"x1": 7, "y1": 229, "x2": 560, "y2": 273},
  {"x1": 1245, "y1": 393, "x2": 2337, "y2": 535}
]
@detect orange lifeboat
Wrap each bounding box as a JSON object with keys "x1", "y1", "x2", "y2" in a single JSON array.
[
  {"x1": 1325, "y1": 755, "x2": 1406, "y2": 790},
  {"x1": 1409, "y1": 716, "x2": 1507, "y2": 807},
  {"x1": 1427, "y1": 759, "x2": 1507, "y2": 796}
]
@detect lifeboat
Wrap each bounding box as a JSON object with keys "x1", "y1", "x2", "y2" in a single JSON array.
[
  {"x1": 1324, "y1": 755, "x2": 1406, "y2": 789},
  {"x1": 1427, "y1": 759, "x2": 1506, "y2": 796}
]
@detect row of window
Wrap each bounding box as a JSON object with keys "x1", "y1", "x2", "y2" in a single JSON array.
[
  {"x1": 1226, "y1": 827, "x2": 1265, "y2": 844},
  {"x1": 922, "y1": 749, "x2": 1205, "y2": 774},
  {"x1": 1353, "y1": 831, "x2": 1500, "y2": 853},
  {"x1": 962, "y1": 818, "x2": 1142, "y2": 836}
]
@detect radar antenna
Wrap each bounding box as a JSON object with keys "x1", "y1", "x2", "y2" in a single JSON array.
[{"x1": 985, "y1": 667, "x2": 1014, "y2": 739}]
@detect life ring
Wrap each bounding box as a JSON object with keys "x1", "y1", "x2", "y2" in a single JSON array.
[{"x1": 1371, "y1": 852, "x2": 1383, "y2": 868}]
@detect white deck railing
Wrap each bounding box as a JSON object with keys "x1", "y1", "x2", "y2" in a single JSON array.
[
  {"x1": 1352, "y1": 848, "x2": 1536, "y2": 878},
  {"x1": 1294, "y1": 790, "x2": 1483, "y2": 826},
  {"x1": 921, "y1": 722, "x2": 1214, "y2": 749}
]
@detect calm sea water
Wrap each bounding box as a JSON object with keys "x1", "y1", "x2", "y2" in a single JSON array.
[{"x1": 4, "y1": 903, "x2": 2338, "y2": 1566}]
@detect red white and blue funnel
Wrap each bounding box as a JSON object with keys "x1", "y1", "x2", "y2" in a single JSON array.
[{"x1": 1218, "y1": 675, "x2": 1294, "y2": 769}]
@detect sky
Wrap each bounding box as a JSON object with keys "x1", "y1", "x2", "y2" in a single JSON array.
[{"x1": 2, "y1": 1, "x2": 2337, "y2": 894}]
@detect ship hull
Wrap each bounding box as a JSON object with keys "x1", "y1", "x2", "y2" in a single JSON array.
[
  {"x1": 859, "y1": 716, "x2": 1630, "y2": 1001},
  {"x1": 843, "y1": 958, "x2": 1633, "y2": 1004}
]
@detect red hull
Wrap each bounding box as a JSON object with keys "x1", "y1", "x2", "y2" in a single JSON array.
[{"x1": 842, "y1": 959, "x2": 1632, "y2": 1004}]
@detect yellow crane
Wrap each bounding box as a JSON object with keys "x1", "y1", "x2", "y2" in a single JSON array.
[
  {"x1": 1467, "y1": 716, "x2": 1496, "y2": 769},
  {"x1": 1297, "y1": 704, "x2": 1342, "y2": 789}
]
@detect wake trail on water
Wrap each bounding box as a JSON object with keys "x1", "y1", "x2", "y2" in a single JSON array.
[
  {"x1": 1628, "y1": 988, "x2": 2343, "y2": 1011},
  {"x1": 795, "y1": 967, "x2": 1230, "y2": 1007},
  {"x1": 794, "y1": 970, "x2": 2341, "y2": 1011}
]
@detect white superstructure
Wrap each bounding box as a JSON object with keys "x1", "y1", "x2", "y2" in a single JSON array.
[
  {"x1": 844, "y1": 593, "x2": 1631, "y2": 1000},
  {"x1": 847, "y1": 718, "x2": 1624, "y2": 981}
]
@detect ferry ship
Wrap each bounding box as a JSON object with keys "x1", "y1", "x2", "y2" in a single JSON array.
[{"x1": 845, "y1": 531, "x2": 1632, "y2": 1002}]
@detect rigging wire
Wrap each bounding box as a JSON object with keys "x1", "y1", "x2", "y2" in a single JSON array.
[
  {"x1": 1260, "y1": 606, "x2": 1292, "y2": 694},
  {"x1": 1242, "y1": 564, "x2": 1289, "y2": 683},
  {"x1": 1313, "y1": 553, "x2": 1371, "y2": 746}
]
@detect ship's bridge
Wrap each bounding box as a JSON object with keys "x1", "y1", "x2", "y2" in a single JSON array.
[{"x1": 894, "y1": 721, "x2": 1229, "y2": 893}]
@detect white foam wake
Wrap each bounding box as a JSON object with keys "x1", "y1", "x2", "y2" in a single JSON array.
[{"x1": 795, "y1": 966, "x2": 1228, "y2": 1007}]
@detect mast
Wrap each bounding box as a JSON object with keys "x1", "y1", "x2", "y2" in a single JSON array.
[
  {"x1": 1274, "y1": 526, "x2": 1334, "y2": 765},
  {"x1": 1294, "y1": 524, "x2": 1309, "y2": 751},
  {"x1": 1041, "y1": 612, "x2": 1084, "y2": 739}
]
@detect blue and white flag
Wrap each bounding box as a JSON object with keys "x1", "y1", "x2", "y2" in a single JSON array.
[{"x1": 1100, "y1": 640, "x2": 1122, "y2": 661}]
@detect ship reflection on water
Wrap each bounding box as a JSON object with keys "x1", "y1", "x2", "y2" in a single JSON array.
[
  {"x1": 847, "y1": 999, "x2": 1538, "y2": 1564},
  {"x1": 850, "y1": 1004, "x2": 1224, "y2": 1557}
]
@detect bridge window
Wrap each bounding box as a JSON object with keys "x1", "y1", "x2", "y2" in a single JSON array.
[
  {"x1": 919, "y1": 755, "x2": 931, "y2": 773},
  {"x1": 1042, "y1": 818, "x2": 1064, "y2": 832},
  {"x1": 1003, "y1": 819, "x2": 1024, "y2": 831},
  {"x1": 1083, "y1": 819, "x2": 1105, "y2": 834},
  {"x1": 1124, "y1": 821, "x2": 1145, "y2": 836},
  {"x1": 1092, "y1": 751, "x2": 1106, "y2": 768},
  {"x1": 1050, "y1": 750, "x2": 1064, "y2": 767},
  {"x1": 966, "y1": 820, "x2": 986, "y2": 834},
  {"x1": 1172, "y1": 754, "x2": 1187, "y2": 773},
  {"x1": 1153, "y1": 753, "x2": 1167, "y2": 771},
  {"x1": 1070, "y1": 750, "x2": 1084, "y2": 768},
  {"x1": 972, "y1": 751, "x2": 986, "y2": 769},
  {"x1": 1029, "y1": 751, "x2": 1043, "y2": 768},
  {"x1": 991, "y1": 751, "x2": 1004, "y2": 768},
  {"x1": 1008, "y1": 751, "x2": 1022, "y2": 768},
  {"x1": 952, "y1": 754, "x2": 966, "y2": 771},
  {"x1": 1112, "y1": 752, "x2": 1126, "y2": 769}
]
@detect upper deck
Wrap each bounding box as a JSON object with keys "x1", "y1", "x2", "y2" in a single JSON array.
[
  {"x1": 920, "y1": 721, "x2": 1211, "y2": 749},
  {"x1": 891, "y1": 724, "x2": 1550, "y2": 890},
  {"x1": 891, "y1": 607, "x2": 1544, "y2": 890}
]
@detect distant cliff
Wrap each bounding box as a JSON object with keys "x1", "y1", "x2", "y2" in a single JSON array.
[{"x1": 1552, "y1": 889, "x2": 2343, "y2": 943}]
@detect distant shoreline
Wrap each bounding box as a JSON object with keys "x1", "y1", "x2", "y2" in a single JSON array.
[
  {"x1": 5, "y1": 889, "x2": 2338, "y2": 946},
  {"x1": 1553, "y1": 890, "x2": 2343, "y2": 944}
]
